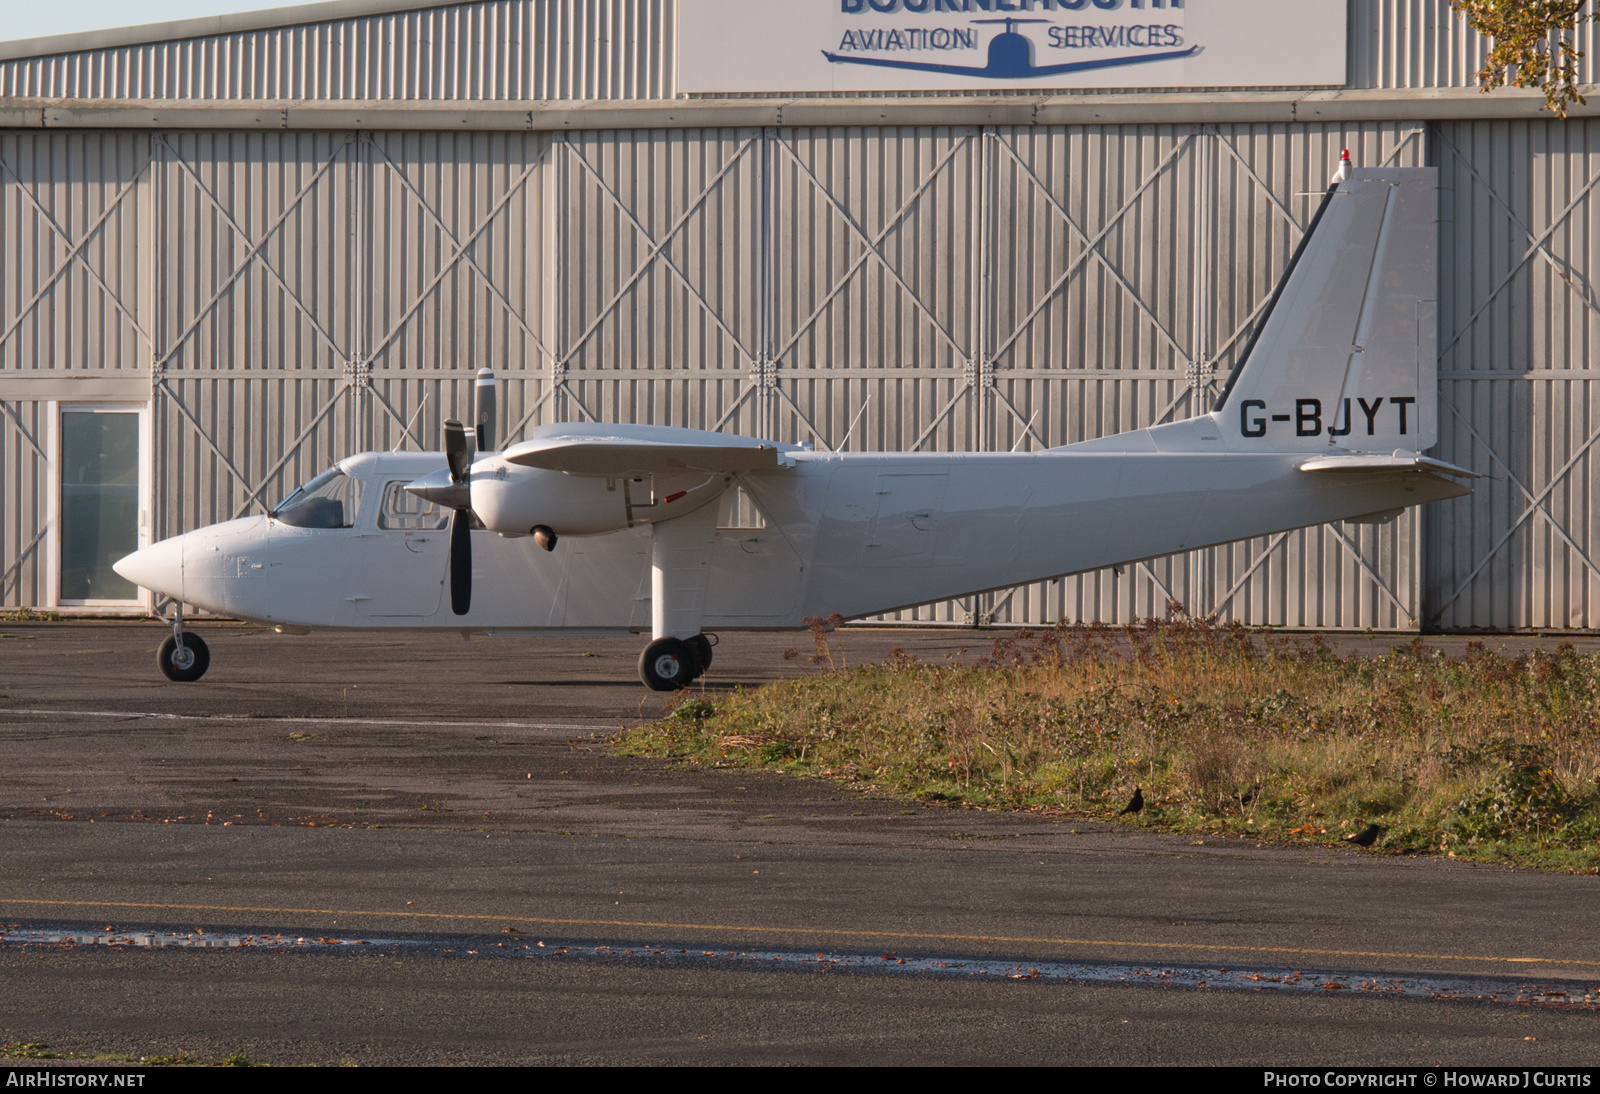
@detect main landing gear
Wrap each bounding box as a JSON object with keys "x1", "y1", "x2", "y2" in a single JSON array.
[
  {"x1": 638, "y1": 632, "x2": 715, "y2": 691},
  {"x1": 156, "y1": 600, "x2": 210, "y2": 683},
  {"x1": 637, "y1": 498, "x2": 719, "y2": 691}
]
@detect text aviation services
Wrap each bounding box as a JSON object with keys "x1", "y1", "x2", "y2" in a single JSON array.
[{"x1": 676, "y1": 0, "x2": 1345, "y2": 93}]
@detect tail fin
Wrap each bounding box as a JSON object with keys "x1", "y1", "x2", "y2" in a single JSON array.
[{"x1": 1215, "y1": 167, "x2": 1437, "y2": 454}]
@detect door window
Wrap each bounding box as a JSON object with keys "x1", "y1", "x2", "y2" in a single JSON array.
[
  {"x1": 378, "y1": 481, "x2": 449, "y2": 531},
  {"x1": 60, "y1": 411, "x2": 140, "y2": 602}
]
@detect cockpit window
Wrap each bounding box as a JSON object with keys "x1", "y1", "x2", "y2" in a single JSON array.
[{"x1": 272, "y1": 467, "x2": 362, "y2": 529}]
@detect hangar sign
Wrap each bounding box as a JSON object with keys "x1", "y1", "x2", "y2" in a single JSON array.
[{"x1": 678, "y1": 0, "x2": 1347, "y2": 94}]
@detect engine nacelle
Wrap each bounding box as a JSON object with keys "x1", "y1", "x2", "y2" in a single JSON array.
[
  {"x1": 470, "y1": 461, "x2": 726, "y2": 537},
  {"x1": 471, "y1": 464, "x2": 626, "y2": 535}
]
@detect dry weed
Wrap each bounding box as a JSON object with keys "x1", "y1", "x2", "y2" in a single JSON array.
[{"x1": 618, "y1": 618, "x2": 1600, "y2": 871}]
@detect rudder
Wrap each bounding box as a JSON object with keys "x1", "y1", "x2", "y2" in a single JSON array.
[{"x1": 1215, "y1": 167, "x2": 1437, "y2": 455}]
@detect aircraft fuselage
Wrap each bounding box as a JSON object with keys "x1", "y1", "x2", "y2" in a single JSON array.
[{"x1": 142, "y1": 416, "x2": 1465, "y2": 634}]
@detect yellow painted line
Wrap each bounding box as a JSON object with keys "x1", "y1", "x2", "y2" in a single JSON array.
[{"x1": 0, "y1": 897, "x2": 1594, "y2": 970}]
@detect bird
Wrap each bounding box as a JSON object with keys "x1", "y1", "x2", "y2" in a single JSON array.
[
  {"x1": 1118, "y1": 786, "x2": 1144, "y2": 816},
  {"x1": 1345, "y1": 822, "x2": 1381, "y2": 847}
]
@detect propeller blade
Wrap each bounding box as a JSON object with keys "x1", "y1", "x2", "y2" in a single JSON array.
[
  {"x1": 474, "y1": 368, "x2": 496, "y2": 453},
  {"x1": 449, "y1": 507, "x2": 472, "y2": 616},
  {"x1": 444, "y1": 419, "x2": 471, "y2": 484}
]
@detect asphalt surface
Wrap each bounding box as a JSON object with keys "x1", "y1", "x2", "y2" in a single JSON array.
[{"x1": 1, "y1": 621, "x2": 1599, "y2": 1066}]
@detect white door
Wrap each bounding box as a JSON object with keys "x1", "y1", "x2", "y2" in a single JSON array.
[{"x1": 357, "y1": 479, "x2": 450, "y2": 618}]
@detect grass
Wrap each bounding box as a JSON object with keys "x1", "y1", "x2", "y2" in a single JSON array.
[
  {"x1": 615, "y1": 614, "x2": 1600, "y2": 872},
  {"x1": 0, "y1": 608, "x2": 60, "y2": 622},
  {"x1": 0, "y1": 1041, "x2": 254, "y2": 1066}
]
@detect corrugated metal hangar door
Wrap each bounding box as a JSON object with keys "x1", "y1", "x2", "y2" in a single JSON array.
[
  {"x1": 0, "y1": 131, "x2": 151, "y2": 608},
  {"x1": 1429, "y1": 120, "x2": 1600, "y2": 632},
  {"x1": 150, "y1": 130, "x2": 557, "y2": 540},
  {"x1": 553, "y1": 121, "x2": 1427, "y2": 627},
  {"x1": 152, "y1": 131, "x2": 361, "y2": 539},
  {"x1": 46, "y1": 119, "x2": 1600, "y2": 631}
]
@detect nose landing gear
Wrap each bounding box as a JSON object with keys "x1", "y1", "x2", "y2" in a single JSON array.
[{"x1": 156, "y1": 600, "x2": 210, "y2": 682}]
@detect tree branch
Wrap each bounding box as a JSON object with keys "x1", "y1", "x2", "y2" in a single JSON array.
[{"x1": 1451, "y1": 0, "x2": 1598, "y2": 117}]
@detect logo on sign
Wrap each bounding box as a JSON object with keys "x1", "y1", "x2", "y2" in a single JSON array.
[
  {"x1": 676, "y1": 0, "x2": 1346, "y2": 98},
  {"x1": 826, "y1": 3, "x2": 1196, "y2": 80}
]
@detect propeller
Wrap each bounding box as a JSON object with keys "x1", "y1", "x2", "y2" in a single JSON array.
[
  {"x1": 443, "y1": 418, "x2": 473, "y2": 616},
  {"x1": 405, "y1": 371, "x2": 499, "y2": 616},
  {"x1": 474, "y1": 367, "x2": 496, "y2": 452}
]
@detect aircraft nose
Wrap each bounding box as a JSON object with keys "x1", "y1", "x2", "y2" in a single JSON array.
[{"x1": 112, "y1": 536, "x2": 184, "y2": 599}]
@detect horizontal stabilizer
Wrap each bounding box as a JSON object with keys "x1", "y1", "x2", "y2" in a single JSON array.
[
  {"x1": 1298, "y1": 452, "x2": 1481, "y2": 478},
  {"x1": 502, "y1": 433, "x2": 789, "y2": 476}
]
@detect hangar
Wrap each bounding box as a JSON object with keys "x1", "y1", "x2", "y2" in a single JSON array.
[{"x1": 0, "y1": 0, "x2": 1594, "y2": 632}]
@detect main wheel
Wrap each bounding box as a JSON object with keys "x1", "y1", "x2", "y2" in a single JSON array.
[
  {"x1": 638, "y1": 637, "x2": 693, "y2": 691},
  {"x1": 157, "y1": 633, "x2": 211, "y2": 683},
  {"x1": 685, "y1": 633, "x2": 713, "y2": 678}
]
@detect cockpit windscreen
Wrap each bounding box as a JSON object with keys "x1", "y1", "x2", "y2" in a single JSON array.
[{"x1": 272, "y1": 468, "x2": 362, "y2": 529}]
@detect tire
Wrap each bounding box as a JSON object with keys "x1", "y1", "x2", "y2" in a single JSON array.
[
  {"x1": 638, "y1": 637, "x2": 693, "y2": 691},
  {"x1": 685, "y1": 633, "x2": 713, "y2": 677},
  {"x1": 157, "y1": 633, "x2": 210, "y2": 683}
]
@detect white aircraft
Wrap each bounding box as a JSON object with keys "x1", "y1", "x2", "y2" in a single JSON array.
[{"x1": 115, "y1": 164, "x2": 1475, "y2": 690}]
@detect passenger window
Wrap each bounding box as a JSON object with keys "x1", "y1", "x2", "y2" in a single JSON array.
[{"x1": 379, "y1": 481, "x2": 449, "y2": 531}]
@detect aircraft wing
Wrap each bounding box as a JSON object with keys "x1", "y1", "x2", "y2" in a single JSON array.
[
  {"x1": 501, "y1": 433, "x2": 790, "y2": 476},
  {"x1": 1298, "y1": 453, "x2": 1482, "y2": 478}
]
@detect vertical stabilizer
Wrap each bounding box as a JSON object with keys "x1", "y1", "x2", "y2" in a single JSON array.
[{"x1": 1216, "y1": 168, "x2": 1437, "y2": 454}]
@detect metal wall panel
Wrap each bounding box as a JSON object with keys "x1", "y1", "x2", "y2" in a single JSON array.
[
  {"x1": 12, "y1": 116, "x2": 1600, "y2": 631},
  {"x1": 152, "y1": 131, "x2": 357, "y2": 537},
  {"x1": 0, "y1": 398, "x2": 48, "y2": 607},
  {"x1": 0, "y1": 132, "x2": 150, "y2": 608},
  {"x1": 1349, "y1": 0, "x2": 1600, "y2": 91},
  {"x1": 0, "y1": 0, "x2": 674, "y2": 101},
  {"x1": 0, "y1": 131, "x2": 150, "y2": 373},
  {"x1": 0, "y1": 122, "x2": 1430, "y2": 623},
  {"x1": 983, "y1": 122, "x2": 1427, "y2": 629},
  {"x1": 150, "y1": 128, "x2": 559, "y2": 540},
  {"x1": 1428, "y1": 119, "x2": 1600, "y2": 630},
  {"x1": 768, "y1": 126, "x2": 980, "y2": 458},
  {"x1": 0, "y1": 127, "x2": 559, "y2": 604},
  {"x1": 0, "y1": 0, "x2": 1583, "y2": 103},
  {"x1": 1350, "y1": 0, "x2": 1487, "y2": 90},
  {"x1": 555, "y1": 128, "x2": 761, "y2": 433},
  {"x1": 362, "y1": 130, "x2": 556, "y2": 458},
  {"x1": 550, "y1": 122, "x2": 1426, "y2": 628}
]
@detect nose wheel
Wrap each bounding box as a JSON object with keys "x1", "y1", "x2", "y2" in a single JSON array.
[
  {"x1": 639, "y1": 633, "x2": 714, "y2": 691},
  {"x1": 155, "y1": 599, "x2": 210, "y2": 682},
  {"x1": 158, "y1": 633, "x2": 210, "y2": 682}
]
